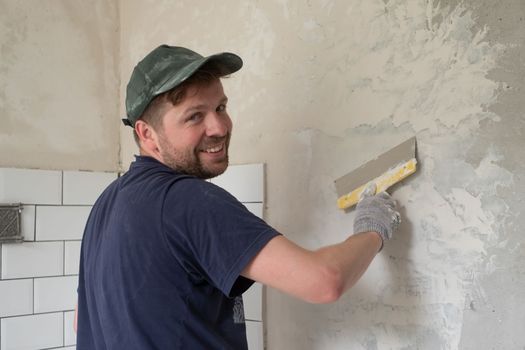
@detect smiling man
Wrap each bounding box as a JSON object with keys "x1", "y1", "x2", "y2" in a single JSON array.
[
  {"x1": 137, "y1": 75, "x2": 232, "y2": 179},
  {"x1": 76, "y1": 45, "x2": 402, "y2": 349}
]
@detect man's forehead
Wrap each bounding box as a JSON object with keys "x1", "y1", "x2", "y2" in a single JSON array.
[{"x1": 181, "y1": 80, "x2": 227, "y2": 106}]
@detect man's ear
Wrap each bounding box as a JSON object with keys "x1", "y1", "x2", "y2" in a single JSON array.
[{"x1": 135, "y1": 120, "x2": 160, "y2": 155}]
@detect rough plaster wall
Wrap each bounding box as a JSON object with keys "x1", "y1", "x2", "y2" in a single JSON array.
[
  {"x1": 0, "y1": 0, "x2": 120, "y2": 171},
  {"x1": 119, "y1": 0, "x2": 524, "y2": 348}
]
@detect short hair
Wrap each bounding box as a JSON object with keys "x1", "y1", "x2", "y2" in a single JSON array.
[{"x1": 133, "y1": 62, "x2": 227, "y2": 145}]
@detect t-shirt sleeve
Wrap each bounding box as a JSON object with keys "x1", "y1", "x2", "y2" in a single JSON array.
[{"x1": 162, "y1": 178, "x2": 280, "y2": 297}]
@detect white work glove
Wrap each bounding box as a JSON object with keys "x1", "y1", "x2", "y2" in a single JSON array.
[{"x1": 353, "y1": 183, "x2": 401, "y2": 250}]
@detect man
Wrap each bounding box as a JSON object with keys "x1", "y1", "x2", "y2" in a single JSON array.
[{"x1": 76, "y1": 45, "x2": 401, "y2": 349}]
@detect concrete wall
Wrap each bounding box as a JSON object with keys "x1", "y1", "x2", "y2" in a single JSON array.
[
  {"x1": 2, "y1": 0, "x2": 524, "y2": 348},
  {"x1": 119, "y1": 1, "x2": 524, "y2": 349},
  {"x1": 0, "y1": 0, "x2": 120, "y2": 171}
]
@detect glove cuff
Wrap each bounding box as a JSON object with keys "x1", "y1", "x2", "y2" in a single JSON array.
[{"x1": 353, "y1": 219, "x2": 388, "y2": 252}]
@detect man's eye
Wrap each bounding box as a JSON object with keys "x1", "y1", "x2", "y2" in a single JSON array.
[
  {"x1": 217, "y1": 104, "x2": 226, "y2": 112},
  {"x1": 187, "y1": 113, "x2": 202, "y2": 122}
]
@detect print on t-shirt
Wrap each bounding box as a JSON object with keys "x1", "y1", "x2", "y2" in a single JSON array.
[{"x1": 233, "y1": 296, "x2": 245, "y2": 324}]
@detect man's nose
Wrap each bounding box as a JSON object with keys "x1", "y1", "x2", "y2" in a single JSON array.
[{"x1": 205, "y1": 112, "x2": 230, "y2": 137}]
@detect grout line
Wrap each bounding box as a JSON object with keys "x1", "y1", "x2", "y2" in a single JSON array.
[
  {"x1": 24, "y1": 239, "x2": 82, "y2": 243},
  {"x1": 41, "y1": 345, "x2": 76, "y2": 350},
  {"x1": 0, "y1": 239, "x2": 82, "y2": 250},
  {"x1": 25, "y1": 204, "x2": 94, "y2": 208},
  {"x1": 21, "y1": 239, "x2": 81, "y2": 243},
  {"x1": 33, "y1": 275, "x2": 78, "y2": 280},
  {"x1": 0, "y1": 310, "x2": 75, "y2": 320},
  {"x1": 1, "y1": 274, "x2": 78, "y2": 282}
]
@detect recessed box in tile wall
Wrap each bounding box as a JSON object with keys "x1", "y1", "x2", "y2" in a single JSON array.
[
  {"x1": 0, "y1": 279, "x2": 33, "y2": 317},
  {"x1": 63, "y1": 171, "x2": 117, "y2": 205},
  {"x1": 1, "y1": 241, "x2": 64, "y2": 279},
  {"x1": 36, "y1": 206, "x2": 91, "y2": 241},
  {"x1": 34, "y1": 276, "x2": 77, "y2": 313},
  {"x1": 0, "y1": 168, "x2": 62, "y2": 205},
  {"x1": 1, "y1": 313, "x2": 63, "y2": 350},
  {"x1": 210, "y1": 164, "x2": 264, "y2": 203},
  {"x1": 0, "y1": 204, "x2": 23, "y2": 243}
]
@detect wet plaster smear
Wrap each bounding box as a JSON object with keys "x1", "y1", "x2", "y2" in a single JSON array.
[{"x1": 119, "y1": 0, "x2": 525, "y2": 348}]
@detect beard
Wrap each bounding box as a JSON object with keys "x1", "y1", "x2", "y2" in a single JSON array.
[{"x1": 158, "y1": 133, "x2": 231, "y2": 179}]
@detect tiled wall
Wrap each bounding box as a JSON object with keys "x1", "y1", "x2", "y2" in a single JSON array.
[
  {"x1": 0, "y1": 164, "x2": 265, "y2": 350},
  {"x1": 211, "y1": 164, "x2": 266, "y2": 350},
  {"x1": 0, "y1": 168, "x2": 117, "y2": 350}
]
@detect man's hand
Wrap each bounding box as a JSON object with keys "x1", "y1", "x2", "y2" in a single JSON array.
[{"x1": 353, "y1": 183, "x2": 401, "y2": 249}]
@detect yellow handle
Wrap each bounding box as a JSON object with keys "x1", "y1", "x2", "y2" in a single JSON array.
[{"x1": 336, "y1": 158, "x2": 417, "y2": 210}]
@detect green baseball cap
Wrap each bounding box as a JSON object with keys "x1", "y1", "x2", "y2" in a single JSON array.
[{"x1": 123, "y1": 45, "x2": 243, "y2": 127}]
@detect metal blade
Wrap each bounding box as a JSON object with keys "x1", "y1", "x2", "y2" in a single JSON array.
[{"x1": 334, "y1": 137, "x2": 417, "y2": 198}]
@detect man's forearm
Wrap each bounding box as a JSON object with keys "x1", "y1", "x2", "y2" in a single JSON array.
[{"x1": 314, "y1": 231, "x2": 382, "y2": 296}]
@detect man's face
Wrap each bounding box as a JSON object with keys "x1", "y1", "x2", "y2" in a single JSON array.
[{"x1": 155, "y1": 78, "x2": 232, "y2": 179}]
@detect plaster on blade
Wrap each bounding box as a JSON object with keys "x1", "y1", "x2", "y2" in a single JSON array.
[{"x1": 334, "y1": 137, "x2": 418, "y2": 210}]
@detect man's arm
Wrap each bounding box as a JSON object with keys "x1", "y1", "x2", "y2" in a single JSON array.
[
  {"x1": 241, "y1": 232, "x2": 381, "y2": 303},
  {"x1": 241, "y1": 190, "x2": 399, "y2": 304}
]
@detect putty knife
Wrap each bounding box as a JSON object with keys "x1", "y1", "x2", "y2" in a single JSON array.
[{"x1": 334, "y1": 137, "x2": 417, "y2": 210}]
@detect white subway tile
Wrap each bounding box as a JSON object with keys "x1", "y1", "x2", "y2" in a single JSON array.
[
  {"x1": 0, "y1": 168, "x2": 62, "y2": 205},
  {"x1": 1, "y1": 313, "x2": 63, "y2": 349},
  {"x1": 244, "y1": 203, "x2": 263, "y2": 219},
  {"x1": 211, "y1": 164, "x2": 264, "y2": 202},
  {"x1": 21, "y1": 205, "x2": 35, "y2": 241},
  {"x1": 34, "y1": 276, "x2": 77, "y2": 313},
  {"x1": 246, "y1": 320, "x2": 264, "y2": 350},
  {"x1": 63, "y1": 171, "x2": 117, "y2": 205},
  {"x1": 244, "y1": 283, "x2": 262, "y2": 321},
  {"x1": 64, "y1": 311, "x2": 76, "y2": 346},
  {"x1": 0, "y1": 279, "x2": 33, "y2": 317},
  {"x1": 1, "y1": 241, "x2": 64, "y2": 279},
  {"x1": 36, "y1": 206, "x2": 91, "y2": 241},
  {"x1": 65, "y1": 241, "x2": 82, "y2": 275}
]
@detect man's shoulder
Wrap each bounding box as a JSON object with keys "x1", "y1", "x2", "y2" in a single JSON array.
[
  {"x1": 122, "y1": 158, "x2": 192, "y2": 187},
  {"x1": 167, "y1": 176, "x2": 236, "y2": 201}
]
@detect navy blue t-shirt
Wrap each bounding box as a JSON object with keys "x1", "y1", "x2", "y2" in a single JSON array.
[{"x1": 77, "y1": 156, "x2": 280, "y2": 349}]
